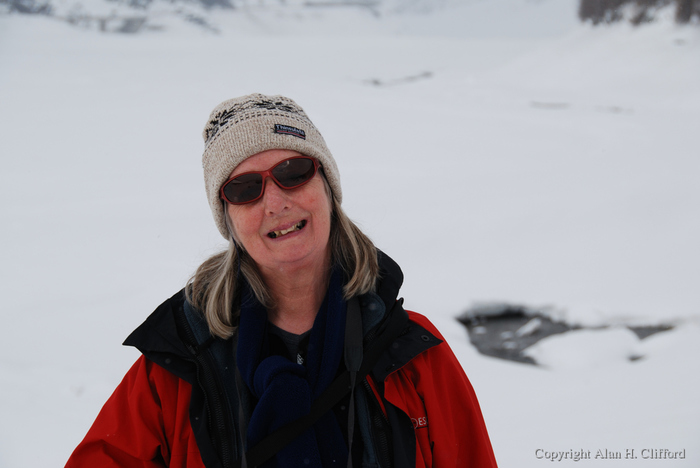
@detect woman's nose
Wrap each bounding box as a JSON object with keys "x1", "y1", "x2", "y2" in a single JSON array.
[{"x1": 262, "y1": 177, "x2": 290, "y2": 214}]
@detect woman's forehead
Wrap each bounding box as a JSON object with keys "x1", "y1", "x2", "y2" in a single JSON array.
[{"x1": 230, "y1": 149, "x2": 304, "y2": 177}]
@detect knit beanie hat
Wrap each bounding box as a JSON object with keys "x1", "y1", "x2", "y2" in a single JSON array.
[{"x1": 202, "y1": 94, "x2": 342, "y2": 239}]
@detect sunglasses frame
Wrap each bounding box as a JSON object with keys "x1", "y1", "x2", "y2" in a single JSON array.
[{"x1": 220, "y1": 156, "x2": 321, "y2": 205}]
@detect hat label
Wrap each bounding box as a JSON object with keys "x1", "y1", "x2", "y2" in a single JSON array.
[{"x1": 274, "y1": 124, "x2": 306, "y2": 140}]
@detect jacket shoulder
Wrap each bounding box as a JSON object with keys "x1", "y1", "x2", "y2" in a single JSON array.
[
  {"x1": 122, "y1": 288, "x2": 197, "y2": 382},
  {"x1": 371, "y1": 308, "x2": 443, "y2": 382},
  {"x1": 123, "y1": 288, "x2": 186, "y2": 351},
  {"x1": 406, "y1": 310, "x2": 447, "y2": 341},
  {"x1": 66, "y1": 355, "x2": 204, "y2": 468}
]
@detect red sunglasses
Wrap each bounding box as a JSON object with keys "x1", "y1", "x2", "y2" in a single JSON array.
[{"x1": 220, "y1": 156, "x2": 320, "y2": 205}]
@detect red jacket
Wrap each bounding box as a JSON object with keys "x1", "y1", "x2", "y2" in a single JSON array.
[
  {"x1": 67, "y1": 313, "x2": 496, "y2": 468},
  {"x1": 67, "y1": 255, "x2": 497, "y2": 467}
]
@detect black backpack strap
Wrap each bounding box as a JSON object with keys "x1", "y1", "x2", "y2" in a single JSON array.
[
  {"x1": 237, "y1": 297, "x2": 408, "y2": 468},
  {"x1": 344, "y1": 294, "x2": 363, "y2": 468}
]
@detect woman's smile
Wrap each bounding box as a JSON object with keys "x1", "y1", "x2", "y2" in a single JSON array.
[{"x1": 267, "y1": 219, "x2": 307, "y2": 239}]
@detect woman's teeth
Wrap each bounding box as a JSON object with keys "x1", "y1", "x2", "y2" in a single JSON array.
[{"x1": 268, "y1": 220, "x2": 306, "y2": 239}]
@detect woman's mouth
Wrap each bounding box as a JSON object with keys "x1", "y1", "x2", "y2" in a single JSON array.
[{"x1": 267, "y1": 220, "x2": 307, "y2": 239}]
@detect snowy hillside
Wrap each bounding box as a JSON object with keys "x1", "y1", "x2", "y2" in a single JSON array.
[{"x1": 1, "y1": 1, "x2": 699, "y2": 467}]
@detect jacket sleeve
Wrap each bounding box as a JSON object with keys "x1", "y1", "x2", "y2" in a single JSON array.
[
  {"x1": 65, "y1": 355, "x2": 202, "y2": 468},
  {"x1": 384, "y1": 311, "x2": 498, "y2": 468}
]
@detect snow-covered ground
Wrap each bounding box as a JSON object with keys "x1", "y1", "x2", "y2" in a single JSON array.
[{"x1": 1, "y1": 1, "x2": 699, "y2": 466}]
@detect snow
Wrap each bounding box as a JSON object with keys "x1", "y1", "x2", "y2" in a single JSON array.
[
  {"x1": 1, "y1": 1, "x2": 699, "y2": 466},
  {"x1": 515, "y1": 317, "x2": 542, "y2": 337}
]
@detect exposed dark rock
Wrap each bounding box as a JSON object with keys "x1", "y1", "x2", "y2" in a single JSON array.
[
  {"x1": 198, "y1": 0, "x2": 233, "y2": 8},
  {"x1": 578, "y1": 0, "x2": 699, "y2": 26},
  {"x1": 457, "y1": 303, "x2": 578, "y2": 364},
  {"x1": 365, "y1": 71, "x2": 433, "y2": 87},
  {"x1": 0, "y1": 0, "x2": 233, "y2": 30},
  {"x1": 2, "y1": 0, "x2": 52, "y2": 15},
  {"x1": 457, "y1": 302, "x2": 674, "y2": 365},
  {"x1": 627, "y1": 324, "x2": 674, "y2": 339}
]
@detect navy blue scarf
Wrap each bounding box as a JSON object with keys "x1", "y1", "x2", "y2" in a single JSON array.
[{"x1": 237, "y1": 268, "x2": 348, "y2": 468}]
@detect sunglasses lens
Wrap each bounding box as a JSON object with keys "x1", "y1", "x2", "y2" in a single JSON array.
[
  {"x1": 222, "y1": 173, "x2": 263, "y2": 204},
  {"x1": 273, "y1": 158, "x2": 316, "y2": 188},
  {"x1": 221, "y1": 157, "x2": 318, "y2": 205}
]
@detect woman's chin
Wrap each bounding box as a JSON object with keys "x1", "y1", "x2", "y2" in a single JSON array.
[{"x1": 259, "y1": 239, "x2": 330, "y2": 275}]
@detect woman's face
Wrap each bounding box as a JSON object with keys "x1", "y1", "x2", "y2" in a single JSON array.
[{"x1": 225, "y1": 149, "x2": 333, "y2": 276}]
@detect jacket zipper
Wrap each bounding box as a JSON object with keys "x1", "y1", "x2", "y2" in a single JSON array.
[{"x1": 362, "y1": 379, "x2": 393, "y2": 468}]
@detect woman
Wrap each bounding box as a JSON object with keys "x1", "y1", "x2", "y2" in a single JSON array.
[{"x1": 66, "y1": 94, "x2": 498, "y2": 468}]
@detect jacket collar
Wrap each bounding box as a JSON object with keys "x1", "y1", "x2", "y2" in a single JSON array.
[{"x1": 122, "y1": 250, "x2": 413, "y2": 378}]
